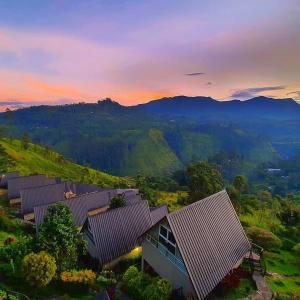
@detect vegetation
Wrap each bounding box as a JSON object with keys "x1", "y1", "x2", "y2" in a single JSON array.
[
  {"x1": 37, "y1": 203, "x2": 86, "y2": 271},
  {"x1": 21, "y1": 251, "x2": 56, "y2": 287},
  {"x1": 109, "y1": 194, "x2": 126, "y2": 209},
  {"x1": 0, "y1": 138, "x2": 131, "y2": 188},
  {"x1": 60, "y1": 270, "x2": 96, "y2": 285}
]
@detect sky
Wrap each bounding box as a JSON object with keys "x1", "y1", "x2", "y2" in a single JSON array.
[{"x1": 0, "y1": 0, "x2": 299, "y2": 110}]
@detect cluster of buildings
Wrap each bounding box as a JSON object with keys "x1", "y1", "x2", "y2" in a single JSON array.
[{"x1": 1, "y1": 172, "x2": 254, "y2": 300}]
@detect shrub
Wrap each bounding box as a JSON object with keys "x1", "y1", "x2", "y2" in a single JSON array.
[
  {"x1": 247, "y1": 226, "x2": 282, "y2": 251},
  {"x1": 60, "y1": 269, "x2": 96, "y2": 285},
  {"x1": 293, "y1": 243, "x2": 300, "y2": 256},
  {"x1": 4, "y1": 236, "x2": 17, "y2": 245},
  {"x1": 96, "y1": 270, "x2": 117, "y2": 290},
  {"x1": 21, "y1": 251, "x2": 56, "y2": 287},
  {"x1": 109, "y1": 194, "x2": 125, "y2": 209},
  {"x1": 0, "y1": 211, "x2": 16, "y2": 232},
  {"x1": 142, "y1": 278, "x2": 172, "y2": 300}
]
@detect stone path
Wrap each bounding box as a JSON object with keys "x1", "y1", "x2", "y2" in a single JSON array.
[{"x1": 241, "y1": 272, "x2": 273, "y2": 300}]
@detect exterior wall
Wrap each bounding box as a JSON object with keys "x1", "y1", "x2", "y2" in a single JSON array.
[{"x1": 142, "y1": 239, "x2": 196, "y2": 298}]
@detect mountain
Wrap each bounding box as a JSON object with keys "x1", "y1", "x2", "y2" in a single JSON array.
[
  {"x1": 0, "y1": 96, "x2": 299, "y2": 176},
  {"x1": 0, "y1": 138, "x2": 131, "y2": 187}
]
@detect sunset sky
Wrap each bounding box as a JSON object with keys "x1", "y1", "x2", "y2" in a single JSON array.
[{"x1": 0, "y1": 0, "x2": 299, "y2": 109}]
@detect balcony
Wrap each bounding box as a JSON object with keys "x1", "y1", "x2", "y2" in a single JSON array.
[{"x1": 146, "y1": 233, "x2": 188, "y2": 275}]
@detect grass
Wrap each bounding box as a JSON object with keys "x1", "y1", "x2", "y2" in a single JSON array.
[
  {"x1": 0, "y1": 138, "x2": 133, "y2": 188},
  {"x1": 222, "y1": 278, "x2": 256, "y2": 300},
  {"x1": 156, "y1": 191, "x2": 187, "y2": 212},
  {"x1": 265, "y1": 250, "x2": 300, "y2": 296}
]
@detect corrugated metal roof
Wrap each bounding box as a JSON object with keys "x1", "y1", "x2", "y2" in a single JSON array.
[
  {"x1": 87, "y1": 201, "x2": 152, "y2": 265},
  {"x1": 7, "y1": 175, "x2": 57, "y2": 199},
  {"x1": 167, "y1": 190, "x2": 251, "y2": 300},
  {"x1": 34, "y1": 196, "x2": 88, "y2": 229},
  {"x1": 150, "y1": 204, "x2": 169, "y2": 225},
  {"x1": 20, "y1": 183, "x2": 65, "y2": 214},
  {"x1": 0, "y1": 172, "x2": 19, "y2": 188},
  {"x1": 64, "y1": 182, "x2": 102, "y2": 195}
]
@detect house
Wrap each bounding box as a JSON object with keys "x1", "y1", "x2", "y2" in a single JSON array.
[
  {"x1": 21, "y1": 183, "x2": 66, "y2": 220},
  {"x1": 34, "y1": 189, "x2": 142, "y2": 230},
  {"x1": 0, "y1": 172, "x2": 20, "y2": 188},
  {"x1": 83, "y1": 200, "x2": 167, "y2": 269},
  {"x1": 140, "y1": 190, "x2": 251, "y2": 299},
  {"x1": 7, "y1": 174, "x2": 59, "y2": 200}
]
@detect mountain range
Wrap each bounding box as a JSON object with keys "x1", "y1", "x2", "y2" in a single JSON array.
[{"x1": 1, "y1": 96, "x2": 299, "y2": 177}]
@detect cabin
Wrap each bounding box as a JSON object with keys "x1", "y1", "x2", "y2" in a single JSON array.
[
  {"x1": 82, "y1": 201, "x2": 168, "y2": 269},
  {"x1": 0, "y1": 172, "x2": 20, "y2": 188},
  {"x1": 7, "y1": 174, "x2": 59, "y2": 200},
  {"x1": 140, "y1": 190, "x2": 251, "y2": 299}
]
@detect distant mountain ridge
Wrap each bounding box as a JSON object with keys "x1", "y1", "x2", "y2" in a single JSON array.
[{"x1": 0, "y1": 95, "x2": 300, "y2": 176}]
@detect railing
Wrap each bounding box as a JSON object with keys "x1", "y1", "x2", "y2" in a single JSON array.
[
  {"x1": 249, "y1": 241, "x2": 266, "y2": 276},
  {"x1": 146, "y1": 234, "x2": 188, "y2": 275}
]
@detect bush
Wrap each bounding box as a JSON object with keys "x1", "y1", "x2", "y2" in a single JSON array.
[
  {"x1": 247, "y1": 226, "x2": 282, "y2": 251},
  {"x1": 21, "y1": 251, "x2": 56, "y2": 287},
  {"x1": 0, "y1": 211, "x2": 16, "y2": 232},
  {"x1": 143, "y1": 278, "x2": 172, "y2": 300},
  {"x1": 293, "y1": 243, "x2": 300, "y2": 256},
  {"x1": 60, "y1": 269, "x2": 96, "y2": 285},
  {"x1": 96, "y1": 270, "x2": 117, "y2": 291},
  {"x1": 109, "y1": 194, "x2": 126, "y2": 209},
  {"x1": 4, "y1": 236, "x2": 17, "y2": 245}
]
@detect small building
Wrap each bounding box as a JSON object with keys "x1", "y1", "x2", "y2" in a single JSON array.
[
  {"x1": 7, "y1": 174, "x2": 59, "y2": 199},
  {"x1": 21, "y1": 183, "x2": 65, "y2": 218},
  {"x1": 82, "y1": 201, "x2": 167, "y2": 269},
  {"x1": 0, "y1": 172, "x2": 20, "y2": 188},
  {"x1": 140, "y1": 190, "x2": 251, "y2": 299}
]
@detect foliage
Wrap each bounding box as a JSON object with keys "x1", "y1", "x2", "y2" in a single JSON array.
[
  {"x1": 109, "y1": 194, "x2": 125, "y2": 209},
  {"x1": 4, "y1": 236, "x2": 17, "y2": 245},
  {"x1": 142, "y1": 278, "x2": 172, "y2": 300},
  {"x1": 0, "y1": 235, "x2": 33, "y2": 267},
  {"x1": 186, "y1": 161, "x2": 223, "y2": 203},
  {"x1": 21, "y1": 132, "x2": 30, "y2": 150},
  {"x1": 0, "y1": 138, "x2": 131, "y2": 188},
  {"x1": 247, "y1": 226, "x2": 282, "y2": 251},
  {"x1": 21, "y1": 251, "x2": 56, "y2": 287},
  {"x1": 0, "y1": 209, "x2": 17, "y2": 232},
  {"x1": 0, "y1": 289, "x2": 19, "y2": 300},
  {"x1": 233, "y1": 175, "x2": 248, "y2": 194},
  {"x1": 293, "y1": 243, "x2": 300, "y2": 256},
  {"x1": 37, "y1": 203, "x2": 85, "y2": 271},
  {"x1": 96, "y1": 270, "x2": 117, "y2": 290},
  {"x1": 60, "y1": 269, "x2": 96, "y2": 285}
]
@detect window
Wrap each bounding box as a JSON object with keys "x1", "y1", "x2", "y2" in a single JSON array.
[{"x1": 159, "y1": 225, "x2": 176, "y2": 255}]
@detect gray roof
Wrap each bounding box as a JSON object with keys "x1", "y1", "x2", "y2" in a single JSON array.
[
  {"x1": 34, "y1": 190, "x2": 116, "y2": 230},
  {"x1": 34, "y1": 196, "x2": 87, "y2": 229},
  {"x1": 167, "y1": 190, "x2": 251, "y2": 300},
  {"x1": 87, "y1": 201, "x2": 152, "y2": 265},
  {"x1": 0, "y1": 172, "x2": 19, "y2": 188},
  {"x1": 150, "y1": 204, "x2": 169, "y2": 225},
  {"x1": 7, "y1": 175, "x2": 58, "y2": 199},
  {"x1": 21, "y1": 183, "x2": 65, "y2": 214},
  {"x1": 64, "y1": 182, "x2": 102, "y2": 195}
]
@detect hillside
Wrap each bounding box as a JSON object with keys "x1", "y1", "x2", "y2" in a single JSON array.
[
  {"x1": 0, "y1": 138, "x2": 132, "y2": 188},
  {"x1": 0, "y1": 96, "x2": 299, "y2": 176}
]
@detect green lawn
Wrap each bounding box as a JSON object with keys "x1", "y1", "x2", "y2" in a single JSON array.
[{"x1": 265, "y1": 250, "x2": 300, "y2": 296}]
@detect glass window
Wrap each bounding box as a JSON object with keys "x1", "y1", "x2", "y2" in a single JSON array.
[
  {"x1": 160, "y1": 225, "x2": 168, "y2": 238},
  {"x1": 168, "y1": 231, "x2": 176, "y2": 245}
]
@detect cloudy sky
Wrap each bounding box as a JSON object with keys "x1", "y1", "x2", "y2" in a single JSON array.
[{"x1": 0, "y1": 0, "x2": 299, "y2": 108}]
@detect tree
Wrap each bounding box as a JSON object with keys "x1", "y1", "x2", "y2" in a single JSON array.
[
  {"x1": 247, "y1": 226, "x2": 282, "y2": 251},
  {"x1": 21, "y1": 251, "x2": 56, "y2": 287},
  {"x1": 186, "y1": 161, "x2": 223, "y2": 203},
  {"x1": 37, "y1": 203, "x2": 85, "y2": 271},
  {"x1": 233, "y1": 175, "x2": 248, "y2": 194},
  {"x1": 109, "y1": 194, "x2": 125, "y2": 209},
  {"x1": 21, "y1": 132, "x2": 30, "y2": 150}
]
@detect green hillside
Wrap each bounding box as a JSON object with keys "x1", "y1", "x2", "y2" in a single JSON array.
[{"x1": 0, "y1": 138, "x2": 132, "y2": 188}]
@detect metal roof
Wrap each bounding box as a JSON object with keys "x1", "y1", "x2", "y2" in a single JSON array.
[
  {"x1": 150, "y1": 204, "x2": 169, "y2": 225},
  {"x1": 34, "y1": 196, "x2": 88, "y2": 230},
  {"x1": 167, "y1": 190, "x2": 251, "y2": 300},
  {"x1": 7, "y1": 175, "x2": 57, "y2": 199},
  {"x1": 34, "y1": 190, "x2": 116, "y2": 230},
  {"x1": 20, "y1": 183, "x2": 65, "y2": 214},
  {"x1": 87, "y1": 201, "x2": 152, "y2": 265},
  {"x1": 0, "y1": 172, "x2": 19, "y2": 188},
  {"x1": 64, "y1": 181, "x2": 102, "y2": 195}
]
